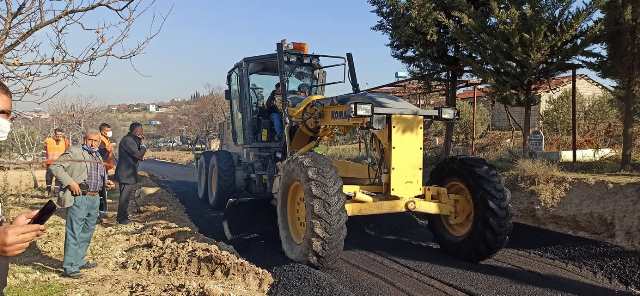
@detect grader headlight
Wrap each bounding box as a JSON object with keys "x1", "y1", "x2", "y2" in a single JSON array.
[
  {"x1": 437, "y1": 107, "x2": 458, "y2": 120},
  {"x1": 351, "y1": 103, "x2": 373, "y2": 117}
]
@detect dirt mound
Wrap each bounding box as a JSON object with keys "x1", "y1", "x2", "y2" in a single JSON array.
[
  {"x1": 6, "y1": 173, "x2": 272, "y2": 295},
  {"x1": 124, "y1": 236, "x2": 272, "y2": 292},
  {"x1": 508, "y1": 174, "x2": 640, "y2": 250}
]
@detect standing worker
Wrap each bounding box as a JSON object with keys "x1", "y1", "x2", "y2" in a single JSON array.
[
  {"x1": 49, "y1": 129, "x2": 115, "y2": 278},
  {"x1": 0, "y1": 81, "x2": 47, "y2": 294},
  {"x1": 98, "y1": 123, "x2": 115, "y2": 172},
  {"x1": 44, "y1": 128, "x2": 70, "y2": 195},
  {"x1": 97, "y1": 123, "x2": 115, "y2": 217},
  {"x1": 114, "y1": 122, "x2": 147, "y2": 225}
]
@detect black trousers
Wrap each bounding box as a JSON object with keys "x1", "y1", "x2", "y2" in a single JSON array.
[
  {"x1": 117, "y1": 183, "x2": 137, "y2": 222},
  {"x1": 45, "y1": 168, "x2": 54, "y2": 192}
]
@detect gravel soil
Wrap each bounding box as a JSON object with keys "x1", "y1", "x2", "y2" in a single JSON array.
[{"x1": 4, "y1": 172, "x2": 272, "y2": 295}]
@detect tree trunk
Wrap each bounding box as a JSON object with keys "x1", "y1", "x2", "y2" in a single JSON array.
[
  {"x1": 522, "y1": 104, "x2": 531, "y2": 157},
  {"x1": 620, "y1": 88, "x2": 634, "y2": 171},
  {"x1": 30, "y1": 164, "x2": 39, "y2": 189},
  {"x1": 522, "y1": 85, "x2": 535, "y2": 158},
  {"x1": 441, "y1": 71, "x2": 457, "y2": 160}
]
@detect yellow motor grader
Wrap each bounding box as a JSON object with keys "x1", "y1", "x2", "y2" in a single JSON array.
[{"x1": 195, "y1": 41, "x2": 512, "y2": 268}]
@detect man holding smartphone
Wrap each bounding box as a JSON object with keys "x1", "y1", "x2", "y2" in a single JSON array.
[
  {"x1": 0, "y1": 81, "x2": 47, "y2": 294},
  {"x1": 115, "y1": 122, "x2": 147, "y2": 225},
  {"x1": 49, "y1": 129, "x2": 115, "y2": 278}
]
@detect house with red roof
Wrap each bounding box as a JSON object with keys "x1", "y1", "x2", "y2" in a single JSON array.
[{"x1": 456, "y1": 74, "x2": 610, "y2": 130}]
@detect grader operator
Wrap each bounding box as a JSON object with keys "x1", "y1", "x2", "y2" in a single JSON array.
[{"x1": 196, "y1": 41, "x2": 512, "y2": 268}]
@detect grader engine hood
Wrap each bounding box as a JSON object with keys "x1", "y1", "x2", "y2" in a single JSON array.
[
  {"x1": 303, "y1": 92, "x2": 457, "y2": 120},
  {"x1": 325, "y1": 92, "x2": 421, "y2": 114}
]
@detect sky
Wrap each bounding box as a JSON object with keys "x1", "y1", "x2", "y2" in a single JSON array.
[
  {"x1": 17, "y1": 0, "x2": 407, "y2": 110},
  {"x1": 15, "y1": 0, "x2": 611, "y2": 110}
]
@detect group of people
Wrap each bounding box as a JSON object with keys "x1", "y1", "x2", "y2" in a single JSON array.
[{"x1": 0, "y1": 80, "x2": 149, "y2": 289}]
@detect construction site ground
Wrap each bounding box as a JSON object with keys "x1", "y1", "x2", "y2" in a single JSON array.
[
  {"x1": 139, "y1": 159, "x2": 640, "y2": 296},
  {"x1": 1, "y1": 169, "x2": 272, "y2": 296},
  {"x1": 507, "y1": 169, "x2": 640, "y2": 251}
]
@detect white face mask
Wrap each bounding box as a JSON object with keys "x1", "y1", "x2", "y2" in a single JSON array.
[
  {"x1": 106, "y1": 131, "x2": 113, "y2": 138},
  {"x1": 0, "y1": 118, "x2": 11, "y2": 141}
]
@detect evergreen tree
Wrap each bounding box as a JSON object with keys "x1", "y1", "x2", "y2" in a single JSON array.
[
  {"x1": 369, "y1": 0, "x2": 473, "y2": 158},
  {"x1": 452, "y1": 0, "x2": 601, "y2": 156},
  {"x1": 592, "y1": 0, "x2": 639, "y2": 171}
]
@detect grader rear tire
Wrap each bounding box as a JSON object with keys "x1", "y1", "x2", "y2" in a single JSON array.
[
  {"x1": 277, "y1": 152, "x2": 347, "y2": 269},
  {"x1": 207, "y1": 150, "x2": 235, "y2": 210},
  {"x1": 196, "y1": 151, "x2": 214, "y2": 201},
  {"x1": 428, "y1": 156, "x2": 512, "y2": 262}
]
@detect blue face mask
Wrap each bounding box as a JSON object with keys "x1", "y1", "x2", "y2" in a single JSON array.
[{"x1": 83, "y1": 144, "x2": 99, "y2": 153}]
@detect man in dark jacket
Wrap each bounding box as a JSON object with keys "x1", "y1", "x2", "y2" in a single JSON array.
[{"x1": 115, "y1": 122, "x2": 147, "y2": 224}]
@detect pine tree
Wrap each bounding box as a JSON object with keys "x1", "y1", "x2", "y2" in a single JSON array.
[
  {"x1": 369, "y1": 0, "x2": 472, "y2": 158},
  {"x1": 453, "y1": 0, "x2": 601, "y2": 156},
  {"x1": 592, "y1": 0, "x2": 639, "y2": 171}
]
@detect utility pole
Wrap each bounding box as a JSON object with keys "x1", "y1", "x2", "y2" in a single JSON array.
[
  {"x1": 472, "y1": 85, "x2": 477, "y2": 156},
  {"x1": 571, "y1": 67, "x2": 577, "y2": 163}
]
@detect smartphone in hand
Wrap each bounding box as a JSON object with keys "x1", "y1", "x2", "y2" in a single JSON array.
[{"x1": 29, "y1": 200, "x2": 57, "y2": 225}]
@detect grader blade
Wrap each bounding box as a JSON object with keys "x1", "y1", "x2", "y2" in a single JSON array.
[{"x1": 222, "y1": 198, "x2": 276, "y2": 240}]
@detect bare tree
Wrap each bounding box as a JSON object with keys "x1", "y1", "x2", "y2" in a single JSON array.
[
  {"x1": 6, "y1": 117, "x2": 48, "y2": 188},
  {"x1": 47, "y1": 97, "x2": 105, "y2": 144},
  {"x1": 0, "y1": 0, "x2": 170, "y2": 102},
  {"x1": 172, "y1": 87, "x2": 228, "y2": 151},
  {"x1": 0, "y1": 96, "x2": 110, "y2": 188}
]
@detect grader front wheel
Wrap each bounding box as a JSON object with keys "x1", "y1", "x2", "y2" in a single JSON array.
[
  {"x1": 428, "y1": 156, "x2": 512, "y2": 262},
  {"x1": 277, "y1": 152, "x2": 347, "y2": 268}
]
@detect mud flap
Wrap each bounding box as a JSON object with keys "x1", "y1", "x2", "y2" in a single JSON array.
[{"x1": 222, "y1": 198, "x2": 277, "y2": 241}]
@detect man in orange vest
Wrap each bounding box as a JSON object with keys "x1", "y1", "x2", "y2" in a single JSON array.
[
  {"x1": 44, "y1": 128, "x2": 70, "y2": 195},
  {"x1": 97, "y1": 123, "x2": 115, "y2": 217},
  {"x1": 98, "y1": 123, "x2": 115, "y2": 172}
]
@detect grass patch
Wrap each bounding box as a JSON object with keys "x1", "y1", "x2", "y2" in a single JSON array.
[
  {"x1": 512, "y1": 159, "x2": 571, "y2": 208},
  {"x1": 5, "y1": 282, "x2": 65, "y2": 296}
]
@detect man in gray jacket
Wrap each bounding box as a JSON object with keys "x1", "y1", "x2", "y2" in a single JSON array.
[
  {"x1": 49, "y1": 129, "x2": 114, "y2": 278},
  {"x1": 115, "y1": 122, "x2": 146, "y2": 224}
]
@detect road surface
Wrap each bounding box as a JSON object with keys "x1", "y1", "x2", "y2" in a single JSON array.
[{"x1": 141, "y1": 160, "x2": 638, "y2": 296}]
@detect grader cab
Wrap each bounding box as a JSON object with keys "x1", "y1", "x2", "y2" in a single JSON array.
[{"x1": 196, "y1": 41, "x2": 512, "y2": 268}]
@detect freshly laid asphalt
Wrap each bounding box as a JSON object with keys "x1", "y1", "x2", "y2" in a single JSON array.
[{"x1": 140, "y1": 159, "x2": 639, "y2": 296}]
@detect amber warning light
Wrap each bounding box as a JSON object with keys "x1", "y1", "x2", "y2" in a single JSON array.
[{"x1": 292, "y1": 42, "x2": 309, "y2": 54}]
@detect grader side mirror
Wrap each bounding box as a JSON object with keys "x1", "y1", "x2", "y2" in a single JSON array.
[{"x1": 225, "y1": 89, "x2": 231, "y2": 100}]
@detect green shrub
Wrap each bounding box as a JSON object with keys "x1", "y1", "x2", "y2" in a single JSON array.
[
  {"x1": 428, "y1": 100, "x2": 490, "y2": 147},
  {"x1": 542, "y1": 91, "x2": 620, "y2": 150}
]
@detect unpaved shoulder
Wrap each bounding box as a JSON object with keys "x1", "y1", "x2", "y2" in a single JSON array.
[{"x1": 8, "y1": 175, "x2": 272, "y2": 296}]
